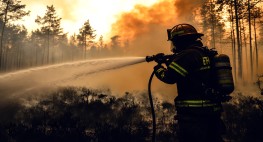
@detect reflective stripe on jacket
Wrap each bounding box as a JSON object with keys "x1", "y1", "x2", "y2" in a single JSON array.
[
  {"x1": 154, "y1": 45, "x2": 223, "y2": 114},
  {"x1": 169, "y1": 62, "x2": 188, "y2": 77},
  {"x1": 175, "y1": 99, "x2": 222, "y2": 112},
  {"x1": 176, "y1": 100, "x2": 216, "y2": 107}
]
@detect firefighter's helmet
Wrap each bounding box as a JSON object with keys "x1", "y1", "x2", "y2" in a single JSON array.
[
  {"x1": 167, "y1": 24, "x2": 204, "y2": 53},
  {"x1": 167, "y1": 24, "x2": 204, "y2": 41}
]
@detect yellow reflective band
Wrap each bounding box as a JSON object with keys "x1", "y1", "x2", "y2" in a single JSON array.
[
  {"x1": 169, "y1": 62, "x2": 188, "y2": 77},
  {"x1": 161, "y1": 72, "x2": 165, "y2": 78},
  {"x1": 156, "y1": 68, "x2": 164, "y2": 73},
  {"x1": 176, "y1": 104, "x2": 216, "y2": 107},
  {"x1": 177, "y1": 100, "x2": 212, "y2": 104},
  {"x1": 169, "y1": 65, "x2": 186, "y2": 77},
  {"x1": 176, "y1": 100, "x2": 218, "y2": 106},
  {"x1": 214, "y1": 62, "x2": 230, "y2": 67},
  {"x1": 176, "y1": 100, "x2": 220, "y2": 110},
  {"x1": 170, "y1": 62, "x2": 188, "y2": 74},
  {"x1": 199, "y1": 66, "x2": 211, "y2": 71},
  {"x1": 156, "y1": 68, "x2": 165, "y2": 79},
  {"x1": 218, "y1": 80, "x2": 234, "y2": 84},
  {"x1": 172, "y1": 30, "x2": 184, "y2": 36}
]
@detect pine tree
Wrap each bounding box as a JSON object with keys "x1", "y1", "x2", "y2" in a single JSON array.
[
  {"x1": 253, "y1": 7, "x2": 263, "y2": 75},
  {"x1": 35, "y1": 5, "x2": 64, "y2": 64},
  {"x1": 77, "y1": 20, "x2": 96, "y2": 59},
  {"x1": 0, "y1": 0, "x2": 30, "y2": 71},
  {"x1": 110, "y1": 35, "x2": 122, "y2": 56},
  {"x1": 31, "y1": 29, "x2": 45, "y2": 66},
  {"x1": 200, "y1": 0, "x2": 225, "y2": 49}
]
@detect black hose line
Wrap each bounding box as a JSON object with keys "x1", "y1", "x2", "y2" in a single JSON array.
[{"x1": 148, "y1": 71, "x2": 156, "y2": 142}]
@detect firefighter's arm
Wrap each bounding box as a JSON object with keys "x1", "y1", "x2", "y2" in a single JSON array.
[
  {"x1": 154, "y1": 65, "x2": 177, "y2": 84},
  {"x1": 154, "y1": 61, "x2": 189, "y2": 84}
]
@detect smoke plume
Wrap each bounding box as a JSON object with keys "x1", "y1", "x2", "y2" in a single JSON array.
[
  {"x1": 111, "y1": 0, "x2": 205, "y2": 42},
  {"x1": 107, "y1": 0, "x2": 263, "y2": 99},
  {"x1": 102, "y1": 0, "x2": 207, "y2": 100}
]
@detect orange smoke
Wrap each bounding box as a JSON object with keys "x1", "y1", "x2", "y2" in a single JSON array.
[
  {"x1": 111, "y1": 0, "x2": 176, "y2": 41},
  {"x1": 111, "y1": 0, "x2": 206, "y2": 42},
  {"x1": 174, "y1": 0, "x2": 206, "y2": 20}
]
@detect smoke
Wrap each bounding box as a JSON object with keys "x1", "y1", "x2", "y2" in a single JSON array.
[
  {"x1": 101, "y1": 0, "x2": 206, "y2": 100},
  {"x1": 106, "y1": 0, "x2": 263, "y2": 98},
  {"x1": 174, "y1": 0, "x2": 206, "y2": 21},
  {"x1": 111, "y1": 0, "x2": 205, "y2": 42},
  {"x1": 108, "y1": 0, "x2": 207, "y2": 58},
  {"x1": 111, "y1": 0, "x2": 174, "y2": 41}
]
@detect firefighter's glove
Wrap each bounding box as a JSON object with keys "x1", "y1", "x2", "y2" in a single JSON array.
[{"x1": 154, "y1": 53, "x2": 165, "y2": 64}]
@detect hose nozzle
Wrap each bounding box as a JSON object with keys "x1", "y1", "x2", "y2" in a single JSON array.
[
  {"x1": 146, "y1": 53, "x2": 173, "y2": 64},
  {"x1": 146, "y1": 55, "x2": 155, "y2": 62}
]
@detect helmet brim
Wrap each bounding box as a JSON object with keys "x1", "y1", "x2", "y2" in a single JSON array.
[{"x1": 168, "y1": 33, "x2": 204, "y2": 41}]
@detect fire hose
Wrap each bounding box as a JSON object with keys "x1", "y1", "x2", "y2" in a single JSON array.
[
  {"x1": 146, "y1": 53, "x2": 174, "y2": 142},
  {"x1": 148, "y1": 71, "x2": 156, "y2": 142}
]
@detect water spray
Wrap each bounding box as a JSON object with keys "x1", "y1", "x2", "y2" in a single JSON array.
[{"x1": 0, "y1": 57, "x2": 146, "y2": 96}]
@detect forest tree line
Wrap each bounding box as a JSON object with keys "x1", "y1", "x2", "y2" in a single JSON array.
[
  {"x1": 0, "y1": 1, "x2": 128, "y2": 72},
  {"x1": 197, "y1": 0, "x2": 263, "y2": 82},
  {"x1": 0, "y1": 0, "x2": 263, "y2": 82}
]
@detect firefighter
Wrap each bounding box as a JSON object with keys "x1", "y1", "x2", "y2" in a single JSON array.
[{"x1": 154, "y1": 24, "x2": 226, "y2": 142}]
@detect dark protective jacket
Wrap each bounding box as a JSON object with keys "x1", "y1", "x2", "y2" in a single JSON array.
[{"x1": 154, "y1": 45, "x2": 222, "y2": 115}]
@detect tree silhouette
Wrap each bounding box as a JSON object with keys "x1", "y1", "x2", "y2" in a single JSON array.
[
  {"x1": 35, "y1": 5, "x2": 65, "y2": 64},
  {"x1": 110, "y1": 35, "x2": 122, "y2": 56},
  {"x1": 0, "y1": 0, "x2": 29, "y2": 71},
  {"x1": 200, "y1": 0, "x2": 225, "y2": 50},
  {"x1": 0, "y1": 24, "x2": 28, "y2": 71},
  {"x1": 77, "y1": 20, "x2": 96, "y2": 59}
]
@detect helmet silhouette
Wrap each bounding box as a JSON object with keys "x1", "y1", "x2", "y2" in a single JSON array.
[{"x1": 167, "y1": 24, "x2": 204, "y2": 41}]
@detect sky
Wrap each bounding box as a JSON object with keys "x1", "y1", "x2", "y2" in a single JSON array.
[{"x1": 20, "y1": 0, "x2": 160, "y2": 40}]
